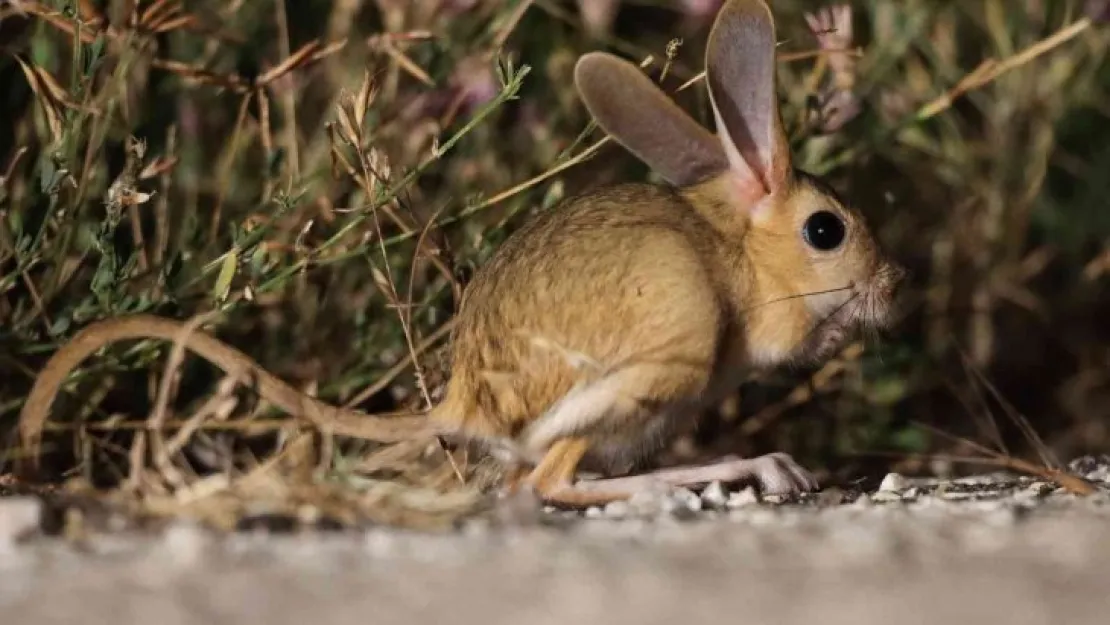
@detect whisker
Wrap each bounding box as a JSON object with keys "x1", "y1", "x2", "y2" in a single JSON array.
[{"x1": 741, "y1": 283, "x2": 855, "y2": 315}]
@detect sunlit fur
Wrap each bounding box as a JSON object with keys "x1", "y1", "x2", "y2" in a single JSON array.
[
  {"x1": 429, "y1": 176, "x2": 906, "y2": 475},
  {"x1": 683, "y1": 170, "x2": 905, "y2": 369},
  {"x1": 427, "y1": 0, "x2": 908, "y2": 482}
]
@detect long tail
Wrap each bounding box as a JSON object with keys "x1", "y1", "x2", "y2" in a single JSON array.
[{"x1": 17, "y1": 314, "x2": 439, "y2": 473}]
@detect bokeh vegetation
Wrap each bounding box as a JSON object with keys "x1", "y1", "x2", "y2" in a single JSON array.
[{"x1": 1, "y1": 0, "x2": 1108, "y2": 527}]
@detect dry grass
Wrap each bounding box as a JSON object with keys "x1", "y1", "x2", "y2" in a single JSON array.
[{"x1": 1, "y1": 0, "x2": 1108, "y2": 529}]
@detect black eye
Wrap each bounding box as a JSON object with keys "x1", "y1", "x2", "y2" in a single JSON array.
[{"x1": 802, "y1": 210, "x2": 846, "y2": 251}]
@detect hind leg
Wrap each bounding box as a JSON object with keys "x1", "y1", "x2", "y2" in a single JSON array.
[
  {"x1": 520, "y1": 437, "x2": 589, "y2": 492},
  {"x1": 515, "y1": 437, "x2": 628, "y2": 506},
  {"x1": 499, "y1": 436, "x2": 638, "y2": 507}
]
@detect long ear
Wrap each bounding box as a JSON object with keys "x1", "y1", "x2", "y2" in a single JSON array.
[
  {"x1": 705, "y1": 0, "x2": 793, "y2": 201},
  {"x1": 574, "y1": 52, "x2": 729, "y2": 187}
]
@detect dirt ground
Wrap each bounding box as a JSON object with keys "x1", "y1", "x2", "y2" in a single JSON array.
[{"x1": 3, "y1": 470, "x2": 1110, "y2": 625}]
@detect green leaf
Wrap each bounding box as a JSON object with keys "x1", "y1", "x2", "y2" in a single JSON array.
[
  {"x1": 891, "y1": 426, "x2": 930, "y2": 453},
  {"x1": 87, "y1": 35, "x2": 106, "y2": 76},
  {"x1": 213, "y1": 248, "x2": 238, "y2": 303},
  {"x1": 90, "y1": 251, "x2": 119, "y2": 300},
  {"x1": 38, "y1": 157, "x2": 56, "y2": 194},
  {"x1": 48, "y1": 316, "x2": 71, "y2": 337}
]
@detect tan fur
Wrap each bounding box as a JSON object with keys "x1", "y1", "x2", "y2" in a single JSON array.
[{"x1": 17, "y1": 1, "x2": 905, "y2": 504}]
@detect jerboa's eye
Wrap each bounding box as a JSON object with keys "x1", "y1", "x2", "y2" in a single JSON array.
[{"x1": 802, "y1": 211, "x2": 846, "y2": 251}]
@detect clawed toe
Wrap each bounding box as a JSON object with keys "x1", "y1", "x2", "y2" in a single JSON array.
[{"x1": 740, "y1": 452, "x2": 819, "y2": 495}]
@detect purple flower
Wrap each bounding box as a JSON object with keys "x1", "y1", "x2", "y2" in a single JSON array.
[
  {"x1": 804, "y1": 4, "x2": 861, "y2": 133},
  {"x1": 1085, "y1": 0, "x2": 1110, "y2": 23},
  {"x1": 452, "y1": 54, "x2": 498, "y2": 111},
  {"x1": 442, "y1": 0, "x2": 480, "y2": 15},
  {"x1": 679, "y1": 0, "x2": 723, "y2": 19},
  {"x1": 578, "y1": 0, "x2": 620, "y2": 38}
]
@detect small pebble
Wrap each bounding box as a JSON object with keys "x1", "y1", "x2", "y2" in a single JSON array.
[
  {"x1": 584, "y1": 506, "x2": 604, "y2": 519},
  {"x1": 701, "y1": 481, "x2": 729, "y2": 509},
  {"x1": 955, "y1": 474, "x2": 1002, "y2": 486},
  {"x1": 0, "y1": 497, "x2": 42, "y2": 548},
  {"x1": 628, "y1": 491, "x2": 664, "y2": 517},
  {"x1": 762, "y1": 494, "x2": 788, "y2": 505},
  {"x1": 815, "y1": 488, "x2": 846, "y2": 507},
  {"x1": 296, "y1": 505, "x2": 322, "y2": 525},
  {"x1": 107, "y1": 512, "x2": 131, "y2": 533},
  {"x1": 604, "y1": 500, "x2": 631, "y2": 519},
  {"x1": 662, "y1": 488, "x2": 702, "y2": 518},
  {"x1": 461, "y1": 517, "x2": 493, "y2": 536},
  {"x1": 878, "y1": 472, "x2": 910, "y2": 493},
  {"x1": 1025, "y1": 482, "x2": 1053, "y2": 497},
  {"x1": 492, "y1": 488, "x2": 544, "y2": 526},
  {"x1": 941, "y1": 490, "x2": 974, "y2": 501},
  {"x1": 672, "y1": 488, "x2": 703, "y2": 512},
  {"x1": 871, "y1": 491, "x2": 902, "y2": 503},
  {"x1": 161, "y1": 521, "x2": 210, "y2": 566},
  {"x1": 727, "y1": 487, "x2": 759, "y2": 509},
  {"x1": 1068, "y1": 454, "x2": 1110, "y2": 479}
]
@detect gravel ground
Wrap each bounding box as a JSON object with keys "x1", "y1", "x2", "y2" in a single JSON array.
[{"x1": 3, "y1": 458, "x2": 1110, "y2": 625}]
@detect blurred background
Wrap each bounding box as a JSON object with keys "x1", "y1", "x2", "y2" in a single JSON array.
[{"x1": 1, "y1": 0, "x2": 1109, "y2": 509}]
